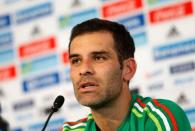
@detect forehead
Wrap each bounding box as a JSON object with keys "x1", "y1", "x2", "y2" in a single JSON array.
[{"x1": 69, "y1": 31, "x2": 116, "y2": 55}]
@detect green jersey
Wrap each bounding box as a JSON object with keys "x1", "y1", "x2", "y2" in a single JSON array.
[{"x1": 62, "y1": 94, "x2": 191, "y2": 131}]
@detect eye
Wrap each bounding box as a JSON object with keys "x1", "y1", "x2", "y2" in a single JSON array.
[
  {"x1": 94, "y1": 55, "x2": 107, "y2": 61},
  {"x1": 70, "y1": 58, "x2": 81, "y2": 65}
]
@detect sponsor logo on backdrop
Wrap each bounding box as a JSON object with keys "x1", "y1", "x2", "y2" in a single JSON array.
[
  {"x1": 62, "y1": 51, "x2": 69, "y2": 64},
  {"x1": 15, "y1": 113, "x2": 34, "y2": 121},
  {"x1": 15, "y1": 2, "x2": 53, "y2": 24},
  {"x1": 71, "y1": 0, "x2": 82, "y2": 7},
  {"x1": 0, "y1": 65, "x2": 16, "y2": 81},
  {"x1": 13, "y1": 99, "x2": 34, "y2": 111},
  {"x1": 30, "y1": 25, "x2": 41, "y2": 37},
  {"x1": 60, "y1": 66, "x2": 71, "y2": 83},
  {"x1": 185, "y1": 108, "x2": 195, "y2": 124},
  {"x1": 117, "y1": 14, "x2": 147, "y2": 46},
  {"x1": 102, "y1": 0, "x2": 143, "y2": 18},
  {"x1": 28, "y1": 118, "x2": 64, "y2": 131},
  {"x1": 147, "y1": 82, "x2": 164, "y2": 91},
  {"x1": 0, "y1": 14, "x2": 11, "y2": 29},
  {"x1": 170, "y1": 61, "x2": 195, "y2": 74},
  {"x1": 174, "y1": 76, "x2": 194, "y2": 86},
  {"x1": 176, "y1": 93, "x2": 189, "y2": 104},
  {"x1": 0, "y1": 32, "x2": 13, "y2": 48},
  {"x1": 64, "y1": 67, "x2": 71, "y2": 82},
  {"x1": 132, "y1": 32, "x2": 147, "y2": 46},
  {"x1": 153, "y1": 38, "x2": 195, "y2": 61},
  {"x1": 59, "y1": 8, "x2": 98, "y2": 28},
  {"x1": 0, "y1": 49, "x2": 14, "y2": 64},
  {"x1": 22, "y1": 72, "x2": 60, "y2": 92},
  {"x1": 149, "y1": 1, "x2": 193, "y2": 24},
  {"x1": 167, "y1": 25, "x2": 180, "y2": 38},
  {"x1": 144, "y1": 69, "x2": 163, "y2": 79},
  {"x1": 118, "y1": 13, "x2": 145, "y2": 31},
  {"x1": 11, "y1": 127, "x2": 23, "y2": 131},
  {"x1": 21, "y1": 54, "x2": 58, "y2": 75},
  {"x1": 19, "y1": 37, "x2": 56, "y2": 59}
]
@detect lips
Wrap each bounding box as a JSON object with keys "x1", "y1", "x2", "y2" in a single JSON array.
[{"x1": 79, "y1": 82, "x2": 98, "y2": 89}]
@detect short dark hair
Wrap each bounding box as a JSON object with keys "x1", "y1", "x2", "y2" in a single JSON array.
[{"x1": 68, "y1": 18, "x2": 135, "y2": 65}]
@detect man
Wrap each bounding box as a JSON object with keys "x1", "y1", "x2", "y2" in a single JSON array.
[{"x1": 63, "y1": 18, "x2": 191, "y2": 131}]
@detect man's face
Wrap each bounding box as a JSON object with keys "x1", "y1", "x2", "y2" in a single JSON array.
[{"x1": 69, "y1": 31, "x2": 124, "y2": 109}]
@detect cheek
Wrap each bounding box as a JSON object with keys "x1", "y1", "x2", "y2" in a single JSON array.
[
  {"x1": 70, "y1": 68, "x2": 77, "y2": 81},
  {"x1": 98, "y1": 65, "x2": 122, "y2": 81}
]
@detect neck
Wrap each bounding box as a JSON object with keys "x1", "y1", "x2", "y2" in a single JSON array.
[{"x1": 91, "y1": 86, "x2": 131, "y2": 131}]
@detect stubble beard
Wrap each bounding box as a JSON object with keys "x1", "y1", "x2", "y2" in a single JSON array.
[
  {"x1": 74, "y1": 73, "x2": 123, "y2": 110},
  {"x1": 75, "y1": 86, "x2": 122, "y2": 110}
]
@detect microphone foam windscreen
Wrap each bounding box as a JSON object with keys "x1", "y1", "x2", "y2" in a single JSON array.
[{"x1": 53, "y1": 95, "x2": 65, "y2": 109}]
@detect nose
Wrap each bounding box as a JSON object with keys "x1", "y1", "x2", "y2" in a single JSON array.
[{"x1": 79, "y1": 60, "x2": 94, "y2": 76}]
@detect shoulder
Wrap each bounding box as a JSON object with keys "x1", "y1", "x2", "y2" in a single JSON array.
[
  {"x1": 155, "y1": 99, "x2": 191, "y2": 130},
  {"x1": 132, "y1": 95, "x2": 191, "y2": 131},
  {"x1": 62, "y1": 117, "x2": 88, "y2": 131}
]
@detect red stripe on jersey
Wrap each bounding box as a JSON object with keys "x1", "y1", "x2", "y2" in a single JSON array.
[
  {"x1": 136, "y1": 98, "x2": 146, "y2": 108},
  {"x1": 64, "y1": 117, "x2": 87, "y2": 126},
  {"x1": 153, "y1": 99, "x2": 178, "y2": 131}
]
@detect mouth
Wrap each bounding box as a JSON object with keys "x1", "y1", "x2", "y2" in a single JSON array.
[
  {"x1": 79, "y1": 82, "x2": 97, "y2": 88},
  {"x1": 79, "y1": 82, "x2": 98, "y2": 89}
]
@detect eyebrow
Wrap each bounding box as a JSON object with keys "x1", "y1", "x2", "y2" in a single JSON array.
[
  {"x1": 91, "y1": 51, "x2": 110, "y2": 56},
  {"x1": 69, "y1": 51, "x2": 110, "y2": 59},
  {"x1": 69, "y1": 54, "x2": 79, "y2": 59}
]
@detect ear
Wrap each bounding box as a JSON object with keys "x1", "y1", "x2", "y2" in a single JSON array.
[{"x1": 122, "y1": 58, "x2": 137, "y2": 82}]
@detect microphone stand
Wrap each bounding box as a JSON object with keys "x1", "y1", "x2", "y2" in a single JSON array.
[
  {"x1": 41, "y1": 107, "x2": 57, "y2": 131},
  {"x1": 41, "y1": 95, "x2": 64, "y2": 131}
]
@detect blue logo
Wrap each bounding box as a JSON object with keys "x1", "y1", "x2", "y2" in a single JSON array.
[
  {"x1": 28, "y1": 118, "x2": 64, "y2": 131},
  {"x1": 170, "y1": 61, "x2": 194, "y2": 74},
  {"x1": 64, "y1": 66, "x2": 71, "y2": 83},
  {"x1": 59, "y1": 8, "x2": 98, "y2": 28},
  {"x1": 11, "y1": 127, "x2": 23, "y2": 131},
  {"x1": 60, "y1": 66, "x2": 71, "y2": 83},
  {"x1": 0, "y1": 32, "x2": 13, "y2": 48},
  {"x1": 153, "y1": 38, "x2": 195, "y2": 61},
  {"x1": 174, "y1": 76, "x2": 194, "y2": 86},
  {"x1": 15, "y1": 113, "x2": 34, "y2": 121},
  {"x1": 22, "y1": 72, "x2": 60, "y2": 92},
  {"x1": 13, "y1": 99, "x2": 34, "y2": 111},
  {"x1": 21, "y1": 54, "x2": 58, "y2": 75},
  {"x1": 16, "y1": 2, "x2": 52, "y2": 24},
  {"x1": 132, "y1": 31, "x2": 147, "y2": 47},
  {"x1": 0, "y1": 49, "x2": 14, "y2": 64},
  {"x1": 0, "y1": 14, "x2": 11, "y2": 29},
  {"x1": 185, "y1": 108, "x2": 195, "y2": 124},
  {"x1": 118, "y1": 13, "x2": 145, "y2": 31}
]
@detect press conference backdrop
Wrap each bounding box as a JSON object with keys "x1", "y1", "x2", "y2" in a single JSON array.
[{"x1": 0, "y1": 0, "x2": 195, "y2": 130}]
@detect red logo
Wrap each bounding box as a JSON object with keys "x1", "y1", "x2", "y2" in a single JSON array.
[
  {"x1": 0, "y1": 65, "x2": 16, "y2": 81},
  {"x1": 149, "y1": 1, "x2": 193, "y2": 24},
  {"x1": 102, "y1": 0, "x2": 142, "y2": 18},
  {"x1": 19, "y1": 37, "x2": 56, "y2": 58},
  {"x1": 62, "y1": 51, "x2": 69, "y2": 64}
]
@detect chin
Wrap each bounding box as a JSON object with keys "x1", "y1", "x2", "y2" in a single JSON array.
[{"x1": 79, "y1": 100, "x2": 107, "y2": 109}]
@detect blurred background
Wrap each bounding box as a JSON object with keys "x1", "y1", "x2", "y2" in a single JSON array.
[{"x1": 0, "y1": 0, "x2": 195, "y2": 130}]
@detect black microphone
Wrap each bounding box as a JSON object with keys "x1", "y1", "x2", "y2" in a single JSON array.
[{"x1": 41, "y1": 95, "x2": 65, "y2": 131}]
